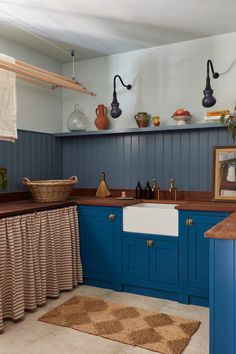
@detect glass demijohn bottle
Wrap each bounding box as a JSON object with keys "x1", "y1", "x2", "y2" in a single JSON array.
[{"x1": 67, "y1": 104, "x2": 88, "y2": 131}]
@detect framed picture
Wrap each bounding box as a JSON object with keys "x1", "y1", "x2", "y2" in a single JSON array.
[{"x1": 213, "y1": 146, "x2": 236, "y2": 201}]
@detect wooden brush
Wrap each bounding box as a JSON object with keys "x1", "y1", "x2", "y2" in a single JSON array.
[{"x1": 95, "y1": 172, "x2": 111, "y2": 197}]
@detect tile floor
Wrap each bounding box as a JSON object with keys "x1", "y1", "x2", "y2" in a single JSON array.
[{"x1": 0, "y1": 286, "x2": 209, "y2": 354}]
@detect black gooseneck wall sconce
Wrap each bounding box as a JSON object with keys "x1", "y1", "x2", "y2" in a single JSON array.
[
  {"x1": 202, "y1": 59, "x2": 220, "y2": 108},
  {"x1": 110, "y1": 75, "x2": 132, "y2": 118}
]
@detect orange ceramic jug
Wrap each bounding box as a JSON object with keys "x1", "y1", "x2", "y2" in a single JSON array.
[{"x1": 95, "y1": 104, "x2": 109, "y2": 130}]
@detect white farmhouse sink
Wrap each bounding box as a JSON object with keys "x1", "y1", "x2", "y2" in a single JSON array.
[{"x1": 123, "y1": 203, "x2": 179, "y2": 236}]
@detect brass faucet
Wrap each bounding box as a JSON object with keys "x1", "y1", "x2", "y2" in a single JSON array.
[
  {"x1": 151, "y1": 178, "x2": 160, "y2": 200},
  {"x1": 169, "y1": 178, "x2": 177, "y2": 201}
]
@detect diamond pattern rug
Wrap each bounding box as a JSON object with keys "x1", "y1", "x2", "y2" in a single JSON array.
[{"x1": 39, "y1": 295, "x2": 200, "y2": 354}]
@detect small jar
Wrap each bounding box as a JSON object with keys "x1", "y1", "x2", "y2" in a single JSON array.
[
  {"x1": 67, "y1": 104, "x2": 88, "y2": 131},
  {"x1": 152, "y1": 116, "x2": 160, "y2": 127}
]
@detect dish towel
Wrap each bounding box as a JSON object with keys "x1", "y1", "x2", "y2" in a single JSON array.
[{"x1": 0, "y1": 53, "x2": 17, "y2": 142}]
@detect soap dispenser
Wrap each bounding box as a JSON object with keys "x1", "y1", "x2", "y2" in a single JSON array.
[
  {"x1": 135, "y1": 181, "x2": 143, "y2": 199},
  {"x1": 145, "y1": 181, "x2": 152, "y2": 199}
]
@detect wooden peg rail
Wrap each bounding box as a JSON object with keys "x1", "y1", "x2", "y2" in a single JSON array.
[{"x1": 0, "y1": 58, "x2": 96, "y2": 96}]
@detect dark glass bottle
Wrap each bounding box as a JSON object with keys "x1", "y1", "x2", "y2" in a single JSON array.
[
  {"x1": 135, "y1": 181, "x2": 142, "y2": 199},
  {"x1": 145, "y1": 181, "x2": 152, "y2": 199}
]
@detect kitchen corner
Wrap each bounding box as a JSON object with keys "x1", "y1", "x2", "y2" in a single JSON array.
[{"x1": 0, "y1": 9, "x2": 236, "y2": 354}]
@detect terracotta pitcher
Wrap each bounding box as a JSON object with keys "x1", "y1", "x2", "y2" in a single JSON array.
[{"x1": 95, "y1": 104, "x2": 109, "y2": 130}]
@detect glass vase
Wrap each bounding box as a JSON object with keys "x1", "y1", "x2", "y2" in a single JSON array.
[{"x1": 67, "y1": 104, "x2": 88, "y2": 131}]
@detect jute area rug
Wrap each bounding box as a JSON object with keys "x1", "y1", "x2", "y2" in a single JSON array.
[{"x1": 39, "y1": 295, "x2": 200, "y2": 354}]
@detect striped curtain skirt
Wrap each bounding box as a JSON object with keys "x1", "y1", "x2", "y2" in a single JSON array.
[{"x1": 0, "y1": 205, "x2": 83, "y2": 332}]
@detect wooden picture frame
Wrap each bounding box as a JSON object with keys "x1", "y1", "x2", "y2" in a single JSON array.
[{"x1": 213, "y1": 146, "x2": 236, "y2": 201}]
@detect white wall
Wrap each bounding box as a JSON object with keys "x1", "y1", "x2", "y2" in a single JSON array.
[
  {"x1": 62, "y1": 32, "x2": 236, "y2": 131},
  {"x1": 0, "y1": 37, "x2": 63, "y2": 133}
]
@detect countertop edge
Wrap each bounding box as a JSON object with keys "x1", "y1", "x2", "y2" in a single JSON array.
[
  {"x1": 205, "y1": 211, "x2": 236, "y2": 240},
  {"x1": 75, "y1": 197, "x2": 236, "y2": 212},
  {"x1": 0, "y1": 200, "x2": 77, "y2": 218}
]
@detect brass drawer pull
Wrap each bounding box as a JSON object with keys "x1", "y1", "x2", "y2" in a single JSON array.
[
  {"x1": 147, "y1": 240, "x2": 154, "y2": 248},
  {"x1": 109, "y1": 214, "x2": 115, "y2": 221}
]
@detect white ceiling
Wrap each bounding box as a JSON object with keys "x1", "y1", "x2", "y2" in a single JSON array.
[{"x1": 0, "y1": 0, "x2": 236, "y2": 63}]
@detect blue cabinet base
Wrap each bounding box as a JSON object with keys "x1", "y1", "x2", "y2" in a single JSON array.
[
  {"x1": 80, "y1": 206, "x2": 229, "y2": 308},
  {"x1": 180, "y1": 294, "x2": 209, "y2": 307},
  {"x1": 83, "y1": 276, "x2": 208, "y2": 306},
  {"x1": 121, "y1": 284, "x2": 180, "y2": 302},
  {"x1": 83, "y1": 277, "x2": 181, "y2": 302}
]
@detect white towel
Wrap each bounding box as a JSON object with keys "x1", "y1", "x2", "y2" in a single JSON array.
[{"x1": 0, "y1": 53, "x2": 17, "y2": 142}]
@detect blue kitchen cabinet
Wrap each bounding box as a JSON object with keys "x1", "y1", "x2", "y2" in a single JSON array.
[
  {"x1": 79, "y1": 204, "x2": 180, "y2": 301},
  {"x1": 79, "y1": 205, "x2": 122, "y2": 290},
  {"x1": 180, "y1": 211, "x2": 229, "y2": 306},
  {"x1": 121, "y1": 232, "x2": 180, "y2": 301},
  {"x1": 122, "y1": 234, "x2": 179, "y2": 285},
  {"x1": 79, "y1": 205, "x2": 230, "y2": 307}
]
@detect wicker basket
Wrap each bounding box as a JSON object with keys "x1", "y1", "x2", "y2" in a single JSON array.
[{"x1": 22, "y1": 176, "x2": 78, "y2": 202}]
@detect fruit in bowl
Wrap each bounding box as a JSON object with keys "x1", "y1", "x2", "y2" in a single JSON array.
[{"x1": 172, "y1": 108, "x2": 191, "y2": 125}]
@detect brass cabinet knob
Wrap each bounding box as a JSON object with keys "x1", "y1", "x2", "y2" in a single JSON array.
[
  {"x1": 147, "y1": 240, "x2": 154, "y2": 248},
  {"x1": 186, "y1": 218, "x2": 193, "y2": 226},
  {"x1": 109, "y1": 214, "x2": 115, "y2": 221},
  {"x1": 189, "y1": 219, "x2": 193, "y2": 226}
]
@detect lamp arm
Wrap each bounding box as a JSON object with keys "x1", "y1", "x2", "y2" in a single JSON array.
[
  {"x1": 113, "y1": 75, "x2": 132, "y2": 92},
  {"x1": 207, "y1": 59, "x2": 219, "y2": 79}
]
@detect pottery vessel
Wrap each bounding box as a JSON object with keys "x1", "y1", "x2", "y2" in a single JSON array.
[
  {"x1": 95, "y1": 104, "x2": 109, "y2": 130},
  {"x1": 152, "y1": 116, "x2": 160, "y2": 127},
  {"x1": 135, "y1": 112, "x2": 150, "y2": 128}
]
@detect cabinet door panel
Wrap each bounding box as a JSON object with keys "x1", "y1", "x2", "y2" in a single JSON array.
[
  {"x1": 149, "y1": 240, "x2": 179, "y2": 284},
  {"x1": 188, "y1": 215, "x2": 226, "y2": 290},
  {"x1": 122, "y1": 237, "x2": 149, "y2": 280},
  {"x1": 80, "y1": 207, "x2": 114, "y2": 276}
]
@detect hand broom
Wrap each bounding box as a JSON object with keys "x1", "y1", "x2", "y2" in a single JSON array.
[{"x1": 95, "y1": 172, "x2": 111, "y2": 197}]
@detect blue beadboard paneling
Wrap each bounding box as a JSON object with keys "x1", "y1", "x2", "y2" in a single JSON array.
[
  {"x1": 61, "y1": 127, "x2": 235, "y2": 191},
  {"x1": 1, "y1": 126, "x2": 234, "y2": 193},
  {"x1": 0, "y1": 130, "x2": 62, "y2": 192}
]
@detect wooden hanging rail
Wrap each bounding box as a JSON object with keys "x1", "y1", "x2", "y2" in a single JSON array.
[{"x1": 0, "y1": 58, "x2": 96, "y2": 96}]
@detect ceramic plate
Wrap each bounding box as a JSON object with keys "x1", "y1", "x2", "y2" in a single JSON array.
[{"x1": 116, "y1": 197, "x2": 134, "y2": 200}]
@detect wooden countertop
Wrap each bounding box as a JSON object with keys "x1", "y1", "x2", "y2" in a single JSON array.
[
  {"x1": 0, "y1": 200, "x2": 76, "y2": 218},
  {"x1": 0, "y1": 197, "x2": 139, "y2": 218},
  {"x1": 175, "y1": 201, "x2": 236, "y2": 212},
  {"x1": 75, "y1": 196, "x2": 236, "y2": 212},
  {"x1": 1, "y1": 196, "x2": 236, "y2": 217},
  {"x1": 73, "y1": 196, "x2": 141, "y2": 207},
  {"x1": 75, "y1": 197, "x2": 236, "y2": 240},
  {"x1": 1, "y1": 195, "x2": 236, "y2": 240},
  {"x1": 205, "y1": 211, "x2": 236, "y2": 240}
]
